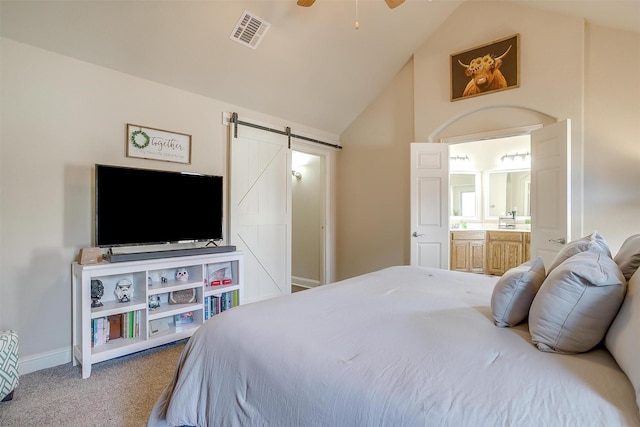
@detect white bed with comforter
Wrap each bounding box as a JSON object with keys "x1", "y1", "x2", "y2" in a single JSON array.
[{"x1": 149, "y1": 233, "x2": 640, "y2": 427}]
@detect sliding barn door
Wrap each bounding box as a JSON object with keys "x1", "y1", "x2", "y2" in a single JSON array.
[{"x1": 229, "y1": 125, "x2": 291, "y2": 304}]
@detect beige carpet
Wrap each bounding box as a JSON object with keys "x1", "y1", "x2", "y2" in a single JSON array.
[{"x1": 0, "y1": 340, "x2": 187, "y2": 427}]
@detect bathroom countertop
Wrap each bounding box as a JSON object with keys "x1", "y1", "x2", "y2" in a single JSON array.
[{"x1": 450, "y1": 227, "x2": 530, "y2": 232}]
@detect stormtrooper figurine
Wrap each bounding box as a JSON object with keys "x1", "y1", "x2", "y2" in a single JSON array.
[{"x1": 115, "y1": 279, "x2": 134, "y2": 303}]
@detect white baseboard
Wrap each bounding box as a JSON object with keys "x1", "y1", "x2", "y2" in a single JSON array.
[
  {"x1": 19, "y1": 346, "x2": 71, "y2": 376},
  {"x1": 292, "y1": 276, "x2": 321, "y2": 289}
]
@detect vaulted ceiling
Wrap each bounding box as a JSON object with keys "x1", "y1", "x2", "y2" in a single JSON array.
[{"x1": 1, "y1": 1, "x2": 638, "y2": 134}]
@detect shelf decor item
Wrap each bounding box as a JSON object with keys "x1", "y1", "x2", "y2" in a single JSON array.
[
  {"x1": 175, "y1": 267, "x2": 189, "y2": 282},
  {"x1": 148, "y1": 295, "x2": 161, "y2": 312},
  {"x1": 450, "y1": 34, "x2": 519, "y2": 101},
  {"x1": 169, "y1": 289, "x2": 197, "y2": 305},
  {"x1": 115, "y1": 279, "x2": 134, "y2": 303},
  {"x1": 175, "y1": 312, "x2": 194, "y2": 326},
  {"x1": 208, "y1": 262, "x2": 232, "y2": 286},
  {"x1": 126, "y1": 123, "x2": 192, "y2": 164},
  {"x1": 90, "y1": 279, "x2": 104, "y2": 308}
]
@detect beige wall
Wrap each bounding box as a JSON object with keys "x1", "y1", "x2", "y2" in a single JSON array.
[
  {"x1": 414, "y1": 1, "x2": 586, "y2": 242},
  {"x1": 337, "y1": 3, "x2": 639, "y2": 279},
  {"x1": 0, "y1": 38, "x2": 338, "y2": 371},
  {"x1": 583, "y1": 24, "x2": 640, "y2": 251},
  {"x1": 292, "y1": 153, "x2": 322, "y2": 287},
  {"x1": 337, "y1": 60, "x2": 415, "y2": 280}
]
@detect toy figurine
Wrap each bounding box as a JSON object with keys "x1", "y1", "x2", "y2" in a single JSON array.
[
  {"x1": 91, "y1": 279, "x2": 104, "y2": 308},
  {"x1": 175, "y1": 267, "x2": 189, "y2": 282},
  {"x1": 115, "y1": 279, "x2": 134, "y2": 303}
]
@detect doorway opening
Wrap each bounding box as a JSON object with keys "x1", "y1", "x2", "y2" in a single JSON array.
[
  {"x1": 449, "y1": 134, "x2": 531, "y2": 230},
  {"x1": 291, "y1": 150, "x2": 325, "y2": 292}
]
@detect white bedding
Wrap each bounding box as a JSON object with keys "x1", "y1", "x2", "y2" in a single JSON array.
[{"x1": 148, "y1": 266, "x2": 640, "y2": 426}]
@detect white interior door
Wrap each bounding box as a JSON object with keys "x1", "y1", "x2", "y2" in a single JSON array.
[
  {"x1": 530, "y1": 119, "x2": 571, "y2": 267},
  {"x1": 229, "y1": 125, "x2": 291, "y2": 304},
  {"x1": 410, "y1": 143, "x2": 449, "y2": 268}
]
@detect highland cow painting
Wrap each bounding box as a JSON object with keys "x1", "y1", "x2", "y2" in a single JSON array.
[{"x1": 451, "y1": 34, "x2": 519, "y2": 101}]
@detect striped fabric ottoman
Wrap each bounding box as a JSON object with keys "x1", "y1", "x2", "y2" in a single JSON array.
[{"x1": 0, "y1": 331, "x2": 19, "y2": 401}]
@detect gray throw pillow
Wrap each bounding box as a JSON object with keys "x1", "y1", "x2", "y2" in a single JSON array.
[
  {"x1": 613, "y1": 234, "x2": 640, "y2": 282},
  {"x1": 491, "y1": 257, "x2": 546, "y2": 327},
  {"x1": 529, "y1": 251, "x2": 626, "y2": 354},
  {"x1": 605, "y1": 267, "x2": 640, "y2": 411},
  {"x1": 546, "y1": 231, "x2": 611, "y2": 274}
]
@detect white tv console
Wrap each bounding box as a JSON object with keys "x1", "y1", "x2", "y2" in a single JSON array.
[{"x1": 71, "y1": 251, "x2": 244, "y2": 378}]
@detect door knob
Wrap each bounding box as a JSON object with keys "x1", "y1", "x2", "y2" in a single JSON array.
[
  {"x1": 412, "y1": 232, "x2": 424, "y2": 237},
  {"x1": 548, "y1": 237, "x2": 566, "y2": 245}
]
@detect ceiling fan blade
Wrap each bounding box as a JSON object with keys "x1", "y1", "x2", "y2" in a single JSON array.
[
  {"x1": 384, "y1": 0, "x2": 405, "y2": 8},
  {"x1": 297, "y1": 0, "x2": 316, "y2": 6}
]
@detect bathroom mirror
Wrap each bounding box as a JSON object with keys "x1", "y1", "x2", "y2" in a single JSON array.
[
  {"x1": 450, "y1": 173, "x2": 479, "y2": 218},
  {"x1": 486, "y1": 170, "x2": 530, "y2": 218}
]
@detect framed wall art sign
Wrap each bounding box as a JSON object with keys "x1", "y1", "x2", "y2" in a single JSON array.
[
  {"x1": 126, "y1": 123, "x2": 192, "y2": 164},
  {"x1": 450, "y1": 34, "x2": 519, "y2": 102}
]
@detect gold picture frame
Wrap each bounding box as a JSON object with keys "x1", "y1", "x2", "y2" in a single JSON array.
[{"x1": 450, "y1": 34, "x2": 520, "y2": 101}]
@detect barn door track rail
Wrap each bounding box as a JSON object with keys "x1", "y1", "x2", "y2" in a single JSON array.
[{"x1": 229, "y1": 112, "x2": 342, "y2": 150}]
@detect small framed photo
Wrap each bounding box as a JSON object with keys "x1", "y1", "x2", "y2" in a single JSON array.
[
  {"x1": 450, "y1": 34, "x2": 519, "y2": 101},
  {"x1": 126, "y1": 123, "x2": 192, "y2": 164}
]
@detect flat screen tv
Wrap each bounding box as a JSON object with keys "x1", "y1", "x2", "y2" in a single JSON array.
[{"x1": 95, "y1": 164, "x2": 223, "y2": 248}]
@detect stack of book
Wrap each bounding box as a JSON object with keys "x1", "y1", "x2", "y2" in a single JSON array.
[
  {"x1": 91, "y1": 311, "x2": 140, "y2": 347},
  {"x1": 204, "y1": 290, "x2": 239, "y2": 320}
]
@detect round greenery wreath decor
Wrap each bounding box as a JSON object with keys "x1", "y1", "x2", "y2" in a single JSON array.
[{"x1": 130, "y1": 130, "x2": 150, "y2": 149}]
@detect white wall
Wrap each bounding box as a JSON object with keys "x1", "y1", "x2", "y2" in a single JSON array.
[
  {"x1": 338, "y1": 3, "x2": 639, "y2": 279},
  {"x1": 0, "y1": 38, "x2": 338, "y2": 373}
]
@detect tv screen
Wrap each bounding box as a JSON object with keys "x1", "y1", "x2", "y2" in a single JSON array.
[{"x1": 95, "y1": 164, "x2": 223, "y2": 247}]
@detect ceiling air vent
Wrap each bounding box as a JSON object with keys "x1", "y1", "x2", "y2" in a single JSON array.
[{"x1": 230, "y1": 10, "x2": 271, "y2": 50}]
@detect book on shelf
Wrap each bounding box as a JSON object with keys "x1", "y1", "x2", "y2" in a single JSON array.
[
  {"x1": 208, "y1": 262, "x2": 232, "y2": 286},
  {"x1": 133, "y1": 311, "x2": 137, "y2": 337},
  {"x1": 232, "y1": 289, "x2": 238, "y2": 307},
  {"x1": 204, "y1": 290, "x2": 240, "y2": 320},
  {"x1": 128, "y1": 311, "x2": 135, "y2": 338},
  {"x1": 97, "y1": 318, "x2": 104, "y2": 346},
  {"x1": 91, "y1": 319, "x2": 97, "y2": 347},
  {"x1": 108, "y1": 315, "x2": 121, "y2": 340},
  {"x1": 213, "y1": 295, "x2": 220, "y2": 315},
  {"x1": 221, "y1": 292, "x2": 228, "y2": 312},
  {"x1": 220, "y1": 290, "x2": 238, "y2": 312},
  {"x1": 204, "y1": 296, "x2": 210, "y2": 320},
  {"x1": 91, "y1": 316, "x2": 113, "y2": 347},
  {"x1": 125, "y1": 312, "x2": 129, "y2": 338}
]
